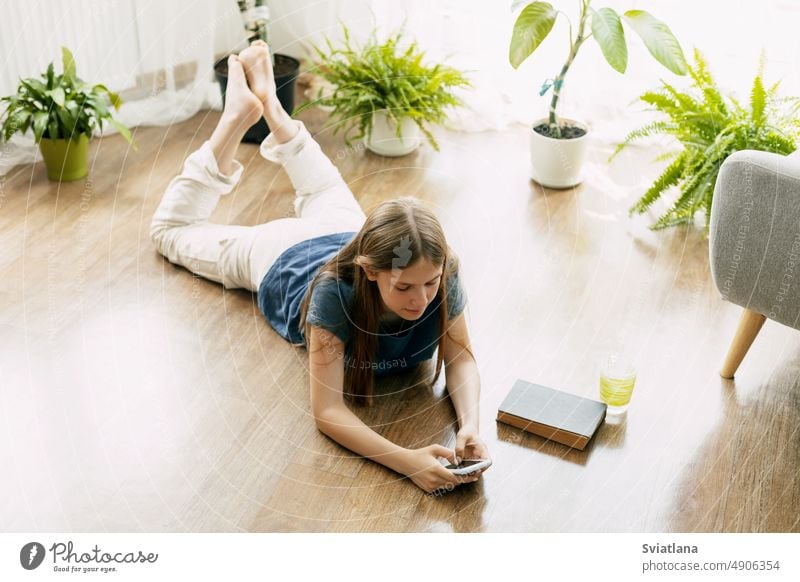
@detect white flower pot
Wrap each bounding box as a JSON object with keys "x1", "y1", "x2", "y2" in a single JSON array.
[
  {"x1": 365, "y1": 110, "x2": 421, "y2": 157},
  {"x1": 529, "y1": 117, "x2": 589, "y2": 189}
]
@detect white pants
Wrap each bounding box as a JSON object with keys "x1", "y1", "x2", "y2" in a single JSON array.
[{"x1": 150, "y1": 120, "x2": 367, "y2": 292}]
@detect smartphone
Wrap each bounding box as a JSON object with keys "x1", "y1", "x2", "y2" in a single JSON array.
[{"x1": 444, "y1": 458, "x2": 492, "y2": 475}]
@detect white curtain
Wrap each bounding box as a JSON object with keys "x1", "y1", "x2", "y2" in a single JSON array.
[
  {"x1": 2, "y1": 0, "x2": 799, "y2": 176},
  {"x1": 0, "y1": 0, "x2": 247, "y2": 176}
]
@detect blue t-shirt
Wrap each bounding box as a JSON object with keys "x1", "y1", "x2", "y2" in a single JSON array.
[{"x1": 257, "y1": 231, "x2": 467, "y2": 376}]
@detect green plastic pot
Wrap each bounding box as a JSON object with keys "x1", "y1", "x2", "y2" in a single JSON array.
[{"x1": 38, "y1": 134, "x2": 89, "y2": 181}]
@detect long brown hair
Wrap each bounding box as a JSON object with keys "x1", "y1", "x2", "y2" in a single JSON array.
[{"x1": 299, "y1": 197, "x2": 468, "y2": 405}]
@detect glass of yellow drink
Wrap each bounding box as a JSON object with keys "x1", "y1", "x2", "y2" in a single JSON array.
[{"x1": 599, "y1": 354, "x2": 637, "y2": 413}]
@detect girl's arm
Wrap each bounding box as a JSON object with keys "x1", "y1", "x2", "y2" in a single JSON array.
[
  {"x1": 442, "y1": 313, "x2": 491, "y2": 465},
  {"x1": 308, "y1": 326, "x2": 469, "y2": 494}
]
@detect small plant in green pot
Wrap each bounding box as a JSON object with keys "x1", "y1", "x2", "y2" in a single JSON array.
[
  {"x1": 612, "y1": 50, "x2": 800, "y2": 230},
  {"x1": 0, "y1": 47, "x2": 134, "y2": 181},
  {"x1": 509, "y1": 0, "x2": 687, "y2": 188},
  {"x1": 296, "y1": 26, "x2": 471, "y2": 157}
]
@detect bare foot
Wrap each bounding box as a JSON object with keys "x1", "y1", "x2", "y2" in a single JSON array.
[
  {"x1": 221, "y1": 55, "x2": 263, "y2": 130},
  {"x1": 237, "y1": 40, "x2": 277, "y2": 105}
]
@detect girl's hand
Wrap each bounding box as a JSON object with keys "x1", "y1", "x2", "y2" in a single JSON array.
[
  {"x1": 237, "y1": 40, "x2": 278, "y2": 106},
  {"x1": 401, "y1": 444, "x2": 474, "y2": 495},
  {"x1": 455, "y1": 429, "x2": 491, "y2": 479}
]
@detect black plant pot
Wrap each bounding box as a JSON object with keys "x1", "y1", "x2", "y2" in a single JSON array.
[{"x1": 213, "y1": 53, "x2": 300, "y2": 144}]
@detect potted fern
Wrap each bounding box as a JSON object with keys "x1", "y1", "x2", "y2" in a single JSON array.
[
  {"x1": 0, "y1": 47, "x2": 134, "y2": 181},
  {"x1": 509, "y1": 0, "x2": 687, "y2": 188},
  {"x1": 612, "y1": 50, "x2": 800, "y2": 230},
  {"x1": 297, "y1": 26, "x2": 471, "y2": 157}
]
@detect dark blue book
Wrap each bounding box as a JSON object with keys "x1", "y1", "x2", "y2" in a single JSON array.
[{"x1": 496, "y1": 379, "x2": 607, "y2": 450}]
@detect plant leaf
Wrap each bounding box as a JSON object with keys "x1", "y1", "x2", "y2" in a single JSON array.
[
  {"x1": 750, "y1": 73, "x2": 766, "y2": 126},
  {"x1": 619, "y1": 53, "x2": 799, "y2": 228},
  {"x1": 32, "y1": 111, "x2": 49, "y2": 142},
  {"x1": 628, "y1": 152, "x2": 686, "y2": 215},
  {"x1": 610, "y1": 120, "x2": 675, "y2": 160},
  {"x1": 299, "y1": 23, "x2": 469, "y2": 151},
  {"x1": 623, "y1": 10, "x2": 688, "y2": 75},
  {"x1": 46, "y1": 62, "x2": 55, "y2": 90},
  {"x1": 48, "y1": 119, "x2": 59, "y2": 140},
  {"x1": 93, "y1": 84, "x2": 122, "y2": 109},
  {"x1": 509, "y1": 2, "x2": 557, "y2": 69},
  {"x1": 56, "y1": 107, "x2": 76, "y2": 136},
  {"x1": 21, "y1": 78, "x2": 47, "y2": 100},
  {"x1": 62, "y1": 46, "x2": 77, "y2": 82},
  {"x1": 108, "y1": 117, "x2": 136, "y2": 149},
  {"x1": 50, "y1": 87, "x2": 66, "y2": 107},
  {"x1": 0, "y1": 45, "x2": 140, "y2": 149},
  {"x1": 1, "y1": 109, "x2": 31, "y2": 142},
  {"x1": 591, "y1": 8, "x2": 627, "y2": 74}
]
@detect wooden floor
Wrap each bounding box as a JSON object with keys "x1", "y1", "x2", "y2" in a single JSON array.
[{"x1": 1, "y1": 107, "x2": 799, "y2": 533}]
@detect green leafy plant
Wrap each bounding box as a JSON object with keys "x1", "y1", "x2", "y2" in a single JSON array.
[
  {"x1": 0, "y1": 47, "x2": 135, "y2": 147},
  {"x1": 296, "y1": 26, "x2": 471, "y2": 150},
  {"x1": 612, "y1": 50, "x2": 800, "y2": 230},
  {"x1": 509, "y1": 0, "x2": 687, "y2": 138}
]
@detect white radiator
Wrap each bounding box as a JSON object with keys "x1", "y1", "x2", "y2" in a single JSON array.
[{"x1": 0, "y1": 0, "x2": 144, "y2": 96}]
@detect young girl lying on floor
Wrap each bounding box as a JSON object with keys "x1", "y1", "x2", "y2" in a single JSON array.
[{"x1": 150, "y1": 41, "x2": 490, "y2": 494}]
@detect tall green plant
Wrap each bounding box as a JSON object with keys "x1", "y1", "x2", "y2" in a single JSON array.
[
  {"x1": 612, "y1": 50, "x2": 800, "y2": 230},
  {"x1": 0, "y1": 47, "x2": 134, "y2": 147},
  {"x1": 509, "y1": 0, "x2": 687, "y2": 137},
  {"x1": 296, "y1": 26, "x2": 470, "y2": 150}
]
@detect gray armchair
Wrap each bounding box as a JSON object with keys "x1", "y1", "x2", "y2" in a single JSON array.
[{"x1": 709, "y1": 149, "x2": 800, "y2": 378}]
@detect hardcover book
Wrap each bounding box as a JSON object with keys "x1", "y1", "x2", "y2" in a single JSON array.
[{"x1": 496, "y1": 379, "x2": 607, "y2": 450}]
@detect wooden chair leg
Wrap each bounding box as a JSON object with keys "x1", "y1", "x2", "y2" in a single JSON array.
[{"x1": 720, "y1": 308, "x2": 767, "y2": 379}]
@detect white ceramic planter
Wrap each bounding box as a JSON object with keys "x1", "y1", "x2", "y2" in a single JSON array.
[
  {"x1": 365, "y1": 110, "x2": 421, "y2": 157},
  {"x1": 529, "y1": 117, "x2": 589, "y2": 189}
]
